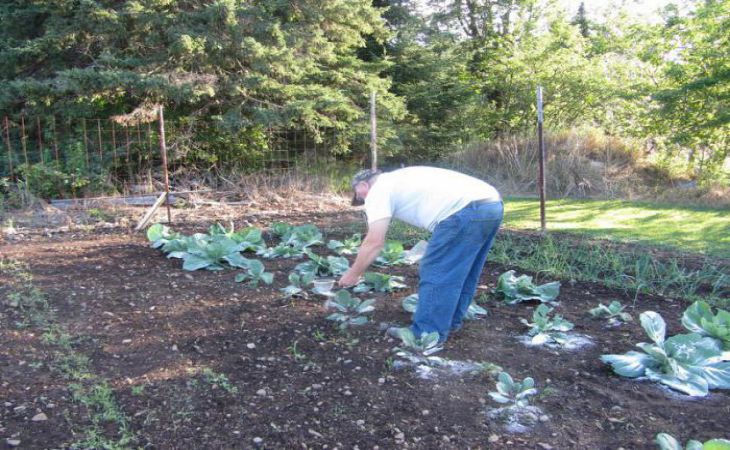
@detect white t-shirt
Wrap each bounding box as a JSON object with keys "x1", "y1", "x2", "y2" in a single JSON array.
[{"x1": 364, "y1": 166, "x2": 501, "y2": 231}]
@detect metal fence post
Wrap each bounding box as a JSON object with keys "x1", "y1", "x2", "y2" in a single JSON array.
[
  {"x1": 158, "y1": 106, "x2": 172, "y2": 223},
  {"x1": 537, "y1": 86, "x2": 546, "y2": 233},
  {"x1": 4, "y1": 116, "x2": 14, "y2": 177}
]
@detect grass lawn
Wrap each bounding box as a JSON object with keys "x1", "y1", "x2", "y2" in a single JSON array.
[{"x1": 503, "y1": 197, "x2": 730, "y2": 259}]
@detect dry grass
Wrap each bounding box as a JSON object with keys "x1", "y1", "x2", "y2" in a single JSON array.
[{"x1": 445, "y1": 129, "x2": 729, "y2": 206}]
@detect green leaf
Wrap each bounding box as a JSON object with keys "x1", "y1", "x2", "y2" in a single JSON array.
[
  {"x1": 703, "y1": 439, "x2": 730, "y2": 450},
  {"x1": 182, "y1": 254, "x2": 213, "y2": 271},
  {"x1": 645, "y1": 367, "x2": 709, "y2": 396},
  {"x1": 601, "y1": 351, "x2": 656, "y2": 378},
  {"x1": 655, "y1": 433, "x2": 682, "y2": 450},
  {"x1": 682, "y1": 301, "x2": 715, "y2": 334},
  {"x1": 640, "y1": 311, "x2": 666, "y2": 344}
]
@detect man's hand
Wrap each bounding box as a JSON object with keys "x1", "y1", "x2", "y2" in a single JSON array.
[
  {"x1": 338, "y1": 218, "x2": 390, "y2": 288},
  {"x1": 338, "y1": 269, "x2": 360, "y2": 287}
]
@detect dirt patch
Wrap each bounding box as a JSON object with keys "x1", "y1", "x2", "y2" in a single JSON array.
[{"x1": 1, "y1": 208, "x2": 729, "y2": 449}]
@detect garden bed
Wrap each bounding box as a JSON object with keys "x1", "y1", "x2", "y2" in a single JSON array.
[{"x1": 1, "y1": 209, "x2": 728, "y2": 449}]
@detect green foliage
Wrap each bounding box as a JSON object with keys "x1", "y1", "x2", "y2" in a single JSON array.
[
  {"x1": 488, "y1": 372, "x2": 538, "y2": 408},
  {"x1": 655, "y1": 433, "x2": 730, "y2": 450},
  {"x1": 601, "y1": 311, "x2": 730, "y2": 396},
  {"x1": 589, "y1": 301, "x2": 632, "y2": 325},
  {"x1": 682, "y1": 301, "x2": 730, "y2": 352},
  {"x1": 280, "y1": 272, "x2": 315, "y2": 298},
  {"x1": 520, "y1": 304, "x2": 575, "y2": 346},
  {"x1": 325, "y1": 290, "x2": 376, "y2": 330},
  {"x1": 234, "y1": 259, "x2": 274, "y2": 287},
  {"x1": 495, "y1": 270, "x2": 561, "y2": 304},
  {"x1": 294, "y1": 249, "x2": 349, "y2": 278},
  {"x1": 393, "y1": 329, "x2": 444, "y2": 366},
  {"x1": 327, "y1": 233, "x2": 362, "y2": 256},
  {"x1": 353, "y1": 272, "x2": 407, "y2": 293},
  {"x1": 375, "y1": 240, "x2": 406, "y2": 266},
  {"x1": 0, "y1": 0, "x2": 405, "y2": 162}
]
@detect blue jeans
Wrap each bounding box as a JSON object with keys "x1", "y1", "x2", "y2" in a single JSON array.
[{"x1": 411, "y1": 200, "x2": 503, "y2": 342}]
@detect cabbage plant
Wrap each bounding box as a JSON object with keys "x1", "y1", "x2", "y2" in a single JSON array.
[
  {"x1": 325, "y1": 290, "x2": 375, "y2": 330},
  {"x1": 280, "y1": 272, "x2": 315, "y2": 297},
  {"x1": 294, "y1": 249, "x2": 349, "y2": 278},
  {"x1": 147, "y1": 223, "x2": 182, "y2": 249},
  {"x1": 488, "y1": 371, "x2": 538, "y2": 408},
  {"x1": 393, "y1": 329, "x2": 444, "y2": 366},
  {"x1": 682, "y1": 301, "x2": 730, "y2": 352},
  {"x1": 402, "y1": 293, "x2": 487, "y2": 320},
  {"x1": 327, "y1": 233, "x2": 361, "y2": 255},
  {"x1": 353, "y1": 272, "x2": 407, "y2": 293},
  {"x1": 520, "y1": 304, "x2": 574, "y2": 345},
  {"x1": 168, "y1": 235, "x2": 251, "y2": 271},
  {"x1": 601, "y1": 311, "x2": 730, "y2": 396},
  {"x1": 234, "y1": 259, "x2": 274, "y2": 287},
  {"x1": 375, "y1": 241, "x2": 406, "y2": 266},
  {"x1": 589, "y1": 301, "x2": 632, "y2": 325},
  {"x1": 279, "y1": 223, "x2": 323, "y2": 249},
  {"x1": 258, "y1": 244, "x2": 304, "y2": 259},
  {"x1": 655, "y1": 433, "x2": 730, "y2": 450},
  {"x1": 208, "y1": 223, "x2": 265, "y2": 252},
  {"x1": 496, "y1": 270, "x2": 560, "y2": 304}
]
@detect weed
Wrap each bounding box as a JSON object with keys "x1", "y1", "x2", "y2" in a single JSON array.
[
  {"x1": 200, "y1": 368, "x2": 239, "y2": 394},
  {"x1": 69, "y1": 382, "x2": 136, "y2": 449},
  {"x1": 288, "y1": 340, "x2": 307, "y2": 362},
  {"x1": 131, "y1": 385, "x2": 145, "y2": 396},
  {"x1": 312, "y1": 329, "x2": 327, "y2": 342}
]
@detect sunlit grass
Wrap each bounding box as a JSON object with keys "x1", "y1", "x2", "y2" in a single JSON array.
[{"x1": 504, "y1": 198, "x2": 730, "y2": 259}]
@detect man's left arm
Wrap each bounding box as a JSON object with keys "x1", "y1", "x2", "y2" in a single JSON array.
[{"x1": 338, "y1": 218, "x2": 390, "y2": 287}]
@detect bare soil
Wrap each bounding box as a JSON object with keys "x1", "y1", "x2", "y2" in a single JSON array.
[{"x1": 1, "y1": 197, "x2": 729, "y2": 449}]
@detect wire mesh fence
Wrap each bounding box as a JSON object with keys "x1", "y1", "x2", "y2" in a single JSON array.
[{"x1": 0, "y1": 114, "x2": 359, "y2": 198}]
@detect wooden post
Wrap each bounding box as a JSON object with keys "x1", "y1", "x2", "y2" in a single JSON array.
[
  {"x1": 537, "y1": 86, "x2": 546, "y2": 233},
  {"x1": 4, "y1": 116, "x2": 13, "y2": 177},
  {"x1": 96, "y1": 119, "x2": 103, "y2": 164},
  {"x1": 52, "y1": 116, "x2": 59, "y2": 163},
  {"x1": 36, "y1": 117, "x2": 44, "y2": 164},
  {"x1": 82, "y1": 118, "x2": 89, "y2": 169},
  {"x1": 370, "y1": 91, "x2": 377, "y2": 171},
  {"x1": 20, "y1": 115, "x2": 28, "y2": 166},
  {"x1": 111, "y1": 121, "x2": 118, "y2": 166},
  {"x1": 158, "y1": 106, "x2": 172, "y2": 223}
]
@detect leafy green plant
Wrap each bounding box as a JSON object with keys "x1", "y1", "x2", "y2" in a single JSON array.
[
  {"x1": 325, "y1": 290, "x2": 376, "y2": 330},
  {"x1": 234, "y1": 259, "x2": 274, "y2": 287},
  {"x1": 682, "y1": 301, "x2": 730, "y2": 351},
  {"x1": 200, "y1": 368, "x2": 238, "y2": 394},
  {"x1": 278, "y1": 223, "x2": 323, "y2": 249},
  {"x1": 601, "y1": 311, "x2": 730, "y2": 396},
  {"x1": 295, "y1": 249, "x2": 349, "y2": 278},
  {"x1": 270, "y1": 221, "x2": 293, "y2": 238},
  {"x1": 375, "y1": 240, "x2": 406, "y2": 266},
  {"x1": 327, "y1": 233, "x2": 362, "y2": 255},
  {"x1": 520, "y1": 304, "x2": 574, "y2": 345},
  {"x1": 495, "y1": 270, "x2": 560, "y2": 304},
  {"x1": 589, "y1": 300, "x2": 632, "y2": 325},
  {"x1": 257, "y1": 244, "x2": 304, "y2": 259},
  {"x1": 209, "y1": 223, "x2": 265, "y2": 252},
  {"x1": 353, "y1": 272, "x2": 408, "y2": 293},
  {"x1": 146, "y1": 223, "x2": 182, "y2": 249},
  {"x1": 655, "y1": 432, "x2": 730, "y2": 450},
  {"x1": 401, "y1": 293, "x2": 487, "y2": 319},
  {"x1": 393, "y1": 329, "x2": 444, "y2": 366},
  {"x1": 169, "y1": 235, "x2": 250, "y2": 271},
  {"x1": 488, "y1": 372, "x2": 538, "y2": 408},
  {"x1": 280, "y1": 272, "x2": 315, "y2": 297}
]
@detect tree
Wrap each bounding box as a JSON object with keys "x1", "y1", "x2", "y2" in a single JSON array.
[{"x1": 0, "y1": 0, "x2": 407, "y2": 157}]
